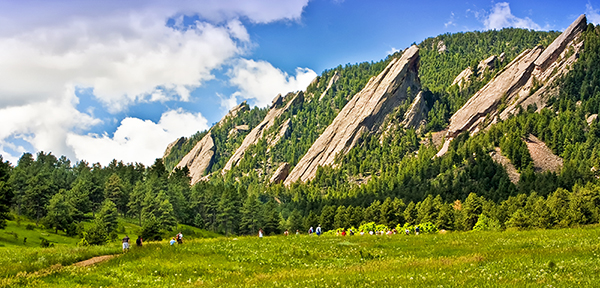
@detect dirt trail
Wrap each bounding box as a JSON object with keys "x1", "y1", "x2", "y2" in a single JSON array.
[{"x1": 74, "y1": 254, "x2": 118, "y2": 267}]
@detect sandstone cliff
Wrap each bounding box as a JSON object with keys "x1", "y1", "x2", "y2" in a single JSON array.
[
  {"x1": 402, "y1": 91, "x2": 428, "y2": 130},
  {"x1": 163, "y1": 137, "x2": 185, "y2": 159},
  {"x1": 437, "y1": 15, "x2": 587, "y2": 157},
  {"x1": 175, "y1": 132, "x2": 215, "y2": 185},
  {"x1": 284, "y1": 45, "x2": 421, "y2": 185},
  {"x1": 222, "y1": 92, "x2": 304, "y2": 174},
  {"x1": 270, "y1": 162, "x2": 290, "y2": 184}
]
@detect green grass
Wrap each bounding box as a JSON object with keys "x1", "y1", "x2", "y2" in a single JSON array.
[
  {"x1": 0, "y1": 220, "x2": 78, "y2": 248},
  {"x1": 2, "y1": 226, "x2": 600, "y2": 287}
]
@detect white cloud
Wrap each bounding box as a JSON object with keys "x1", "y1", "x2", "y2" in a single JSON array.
[
  {"x1": 483, "y1": 2, "x2": 541, "y2": 30},
  {"x1": 228, "y1": 59, "x2": 318, "y2": 107},
  {"x1": 445, "y1": 12, "x2": 456, "y2": 28},
  {"x1": 0, "y1": 0, "x2": 309, "y2": 165},
  {"x1": 587, "y1": 3, "x2": 600, "y2": 25},
  {"x1": 386, "y1": 47, "x2": 400, "y2": 56},
  {"x1": 0, "y1": 87, "x2": 100, "y2": 162},
  {"x1": 66, "y1": 109, "x2": 209, "y2": 166}
]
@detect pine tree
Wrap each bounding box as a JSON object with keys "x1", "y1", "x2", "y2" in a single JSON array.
[
  {"x1": 42, "y1": 190, "x2": 73, "y2": 233},
  {"x1": 461, "y1": 193, "x2": 483, "y2": 230},
  {"x1": 104, "y1": 173, "x2": 126, "y2": 215},
  {"x1": 262, "y1": 200, "x2": 281, "y2": 235},
  {"x1": 319, "y1": 205, "x2": 335, "y2": 231},
  {"x1": 128, "y1": 181, "x2": 145, "y2": 226},
  {"x1": 156, "y1": 192, "x2": 177, "y2": 231},
  {"x1": 404, "y1": 201, "x2": 418, "y2": 225},
  {"x1": 217, "y1": 187, "x2": 240, "y2": 235},
  {"x1": 239, "y1": 194, "x2": 262, "y2": 235},
  {"x1": 0, "y1": 156, "x2": 13, "y2": 229},
  {"x1": 97, "y1": 199, "x2": 118, "y2": 234},
  {"x1": 333, "y1": 206, "x2": 348, "y2": 229}
]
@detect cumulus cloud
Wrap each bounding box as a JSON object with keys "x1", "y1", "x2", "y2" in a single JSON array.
[
  {"x1": 227, "y1": 59, "x2": 317, "y2": 108},
  {"x1": 66, "y1": 109, "x2": 209, "y2": 166},
  {"x1": 0, "y1": 88, "x2": 100, "y2": 163},
  {"x1": 0, "y1": 0, "x2": 309, "y2": 164},
  {"x1": 587, "y1": 3, "x2": 600, "y2": 25},
  {"x1": 483, "y1": 2, "x2": 541, "y2": 30}
]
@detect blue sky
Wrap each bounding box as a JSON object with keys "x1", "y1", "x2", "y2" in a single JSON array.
[{"x1": 0, "y1": 0, "x2": 598, "y2": 166}]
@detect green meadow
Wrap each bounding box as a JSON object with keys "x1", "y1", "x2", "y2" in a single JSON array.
[{"x1": 2, "y1": 226, "x2": 600, "y2": 287}]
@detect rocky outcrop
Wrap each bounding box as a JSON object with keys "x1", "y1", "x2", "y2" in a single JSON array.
[
  {"x1": 451, "y1": 55, "x2": 498, "y2": 88},
  {"x1": 437, "y1": 41, "x2": 446, "y2": 53},
  {"x1": 587, "y1": 114, "x2": 598, "y2": 125},
  {"x1": 163, "y1": 137, "x2": 185, "y2": 159},
  {"x1": 222, "y1": 92, "x2": 304, "y2": 174},
  {"x1": 228, "y1": 125, "x2": 250, "y2": 138},
  {"x1": 270, "y1": 162, "x2": 290, "y2": 184},
  {"x1": 525, "y1": 134, "x2": 563, "y2": 173},
  {"x1": 402, "y1": 91, "x2": 428, "y2": 130},
  {"x1": 437, "y1": 15, "x2": 587, "y2": 157},
  {"x1": 320, "y1": 71, "x2": 340, "y2": 100},
  {"x1": 268, "y1": 119, "x2": 291, "y2": 148},
  {"x1": 284, "y1": 45, "x2": 421, "y2": 185},
  {"x1": 218, "y1": 101, "x2": 248, "y2": 126},
  {"x1": 175, "y1": 132, "x2": 215, "y2": 185}
]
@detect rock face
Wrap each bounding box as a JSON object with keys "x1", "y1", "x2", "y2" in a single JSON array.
[
  {"x1": 320, "y1": 71, "x2": 340, "y2": 100},
  {"x1": 451, "y1": 55, "x2": 498, "y2": 88},
  {"x1": 437, "y1": 15, "x2": 587, "y2": 157},
  {"x1": 222, "y1": 92, "x2": 304, "y2": 174},
  {"x1": 218, "y1": 101, "x2": 248, "y2": 126},
  {"x1": 175, "y1": 132, "x2": 215, "y2": 185},
  {"x1": 402, "y1": 91, "x2": 428, "y2": 130},
  {"x1": 270, "y1": 162, "x2": 290, "y2": 184},
  {"x1": 228, "y1": 125, "x2": 250, "y2": 138},
  {"x1": 284, "y1": 45, "x2": 421, "y2": 185},
  {"x1": 163, "y1": 137, "x2": 185, "y2": 159}
]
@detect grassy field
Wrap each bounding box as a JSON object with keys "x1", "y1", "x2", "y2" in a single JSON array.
[{"x1": 1, "y1": 226, "x2": 599, "y2": 287}]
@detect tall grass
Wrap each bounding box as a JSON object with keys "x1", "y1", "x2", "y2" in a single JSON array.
[{"x1": 2, "y1": 226, "x2": 600, "y2": 287}]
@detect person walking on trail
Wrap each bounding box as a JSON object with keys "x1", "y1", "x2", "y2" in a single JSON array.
[
  {"x1": 316, "y1": 225, "x2": 322, "y2": 236},
  {"x1": 415, "y1": 226, "x2": 420, "y2": 235},
  {"x1": 170, "y1": 237, "x2": 176, "y2": 245},
  {"x1": 258, "y1": 228, "x2": 264, "y2": 238},
  {"x1": 136, "y1": 236, "x2": 143, "y2": 247},
  {"x1": 308, "y1": 226, "x2": 313, "y2": 235},
  {"x1": 122, "y1": 235, "x2": 130, "y2": 252},
  {"x1": 177, "y1": 232, "x2": 183, "y2": 244}
]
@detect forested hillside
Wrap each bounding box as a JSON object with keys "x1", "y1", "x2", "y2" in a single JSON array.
[{"x1": 1, "y1": 22, "x2": 600, "y2": 240}]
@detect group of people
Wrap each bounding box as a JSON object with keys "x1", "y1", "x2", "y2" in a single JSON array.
[
  {"x1": 255, "y1": 225, "x2": 423, "y2": 238},
  {"x1": 169, "y1": 232, "x2": 184, "y2": 245},
  {"x1": 121, "y1": 235, "x2": 143, "y2": 252},
  {"x1": 120, "y1": 232, "x2": 183, "y2": 251}
]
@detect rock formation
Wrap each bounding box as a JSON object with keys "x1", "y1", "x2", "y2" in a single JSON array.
[
  {"x1": 268, "y1": 119, "x2": 291, "y2": 148},
  {"x1": 437, "y1": 15, "x2": 587, "y2": 157},
  {"x1": 284, "y1": 45, "x2": 421, "y2": 185},
  {"x1": 218, "y1": 101, "x2": 248, "y2": 126},
  {"x1": 319, "y1": 71, "x2": 340, "y2": 100},
  {"x1": 228, "y1": 125, "x2": 250, "y2": 138},
  {"x1": 222, "y1": 91, "x2": 304, "y2": 174},
  {"x1": 402, "y1": 91, "x2": 428, "y2": 130},
  {"x1": 163, "y1": 137, "x2": 184, "y2": 159},
  {"x1": 270, "y1": 162, "x2": 290, "y2": 184},
  {"x1": 451, "y1": 55, "x2": 498, "y2": 88},
  {"x1": 175, "y1": 132, "x2": 215, "y2": 185}
]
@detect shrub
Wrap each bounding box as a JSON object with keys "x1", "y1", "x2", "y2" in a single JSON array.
[
  {"x1": 25, "y1": 224, "x2": 36, "y2": 230},
  {"x1": 141, "y1": 218, "x2": 162, "y2": 241},
  {"x1": 473, "y1": 214, "x2": 501, "y2": 231}
]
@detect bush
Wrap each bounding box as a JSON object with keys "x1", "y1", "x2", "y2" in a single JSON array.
[
  {"x1": 25, "y1": 224, "x2": 35, "y2": 230},
  {"x1": 141, "y1": 218, "x2": 162, "y2": 241},
  {"x1": 473, "y1": 214, "x2": 501, "y2": 231},
  {"x1": 40, "y1": 238, "x2": 54, "y2": 248},
  {"x1": 81, "y1": 221, "x2": 108, "y2": 246},
  {"x1": 417, "y1": 222, "x2": 439, "y2": 234}
]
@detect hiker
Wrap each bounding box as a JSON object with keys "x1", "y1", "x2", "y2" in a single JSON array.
[
  {"x1": 360, "y1": 230, "x2": 364, "y2": 236},
  {"x1": 258, "y1": 228, "x2": 264, "y2": 238},
  {"x1": 296, "y1": 229, "x2": 299, "y2": 235},
  {"x1": 122, "y1": 235, "x2": 130, "y2": 252},
  {"x1": 415, "y1": 226, "x2": 420, "y2": 235},
  {"x1": 136, "y1": 236, "x2": 143, "y2": 246},
  {"x1": 316, "y1": 225, "x2": 322, "y2": 236},
  {"x1": 170, "y1": 237, "x2": 176, "y2": 245},
  {"x1": 349, "y1": 229, "x2": 354, "y2": 236},
  {"x1": 308, "y1": 226, "x2": 313, "y2": 235},
  {"x1": 341, "y1": 229, "x2": 346, "y2": 236},
  {"x1": 405, "y1": 228, "x2": 410, "y2": 235},
  {"x1": 284, "y1": 229, "x2": 289, "y2": 236},
  {"x1": 177, "y1": 232, "x2": 183, "y2": 244}
]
